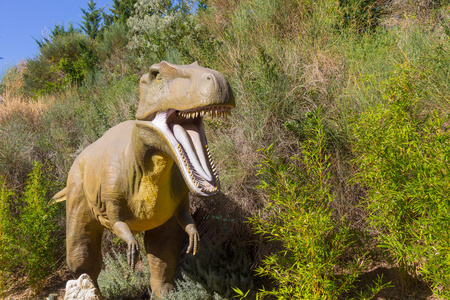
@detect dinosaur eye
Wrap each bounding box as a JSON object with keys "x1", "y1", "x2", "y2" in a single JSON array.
[{"x1": 150, "y1": 67, "x2": 160, "y2": 80}]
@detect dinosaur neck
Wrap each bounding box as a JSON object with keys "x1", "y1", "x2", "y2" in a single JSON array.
[
  {"x1": 132, "y1": 122, "x2": 170, "y2": 173},
  {"x1": 131, "y1": 122, "x2": 188, "y2": 201}
]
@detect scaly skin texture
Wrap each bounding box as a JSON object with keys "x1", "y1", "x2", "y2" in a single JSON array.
[{"x1": 54, "y1": 61, "x2": 235, "y2": 298}]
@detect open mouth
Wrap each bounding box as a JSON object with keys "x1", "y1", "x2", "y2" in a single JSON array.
[{"x1": 149, "y1": 105, "x2": 232, "y2": 196}]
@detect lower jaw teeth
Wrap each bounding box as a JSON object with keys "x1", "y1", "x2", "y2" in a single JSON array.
[{"x1": 177, "y1": 146, "x2": 218, "y2": 193}]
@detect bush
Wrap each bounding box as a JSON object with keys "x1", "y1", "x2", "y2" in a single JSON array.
[
  {"x1": 170, "y1": 240, "x2": 254, "y2": 299},
  {"x1": 0, "y1": 162, "x2": 64, "y2": 292},
  {"x1": 127, "y1": 0, "x2": 195, "y2": 65},
  {"x1": 24, "y1": 33, "x2": 98, "y2": 95},
  {"x1": 98, "y1": 249, "x2": 151, "y2": 300},
  {"x1": 352, "y1": 63, "x2": 450, "y2": 297},
  {"x1": 240, "y1": 113, "x2": 368, "y2": 299}
]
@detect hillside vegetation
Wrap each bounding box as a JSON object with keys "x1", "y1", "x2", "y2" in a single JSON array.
[{"x1": 1, "y1": 0, "x2": 450, "y2": 299}]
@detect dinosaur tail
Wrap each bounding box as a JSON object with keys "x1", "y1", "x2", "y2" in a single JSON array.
[{"x1": 51, "y1": 187, "x2": 67, "y2": 204}]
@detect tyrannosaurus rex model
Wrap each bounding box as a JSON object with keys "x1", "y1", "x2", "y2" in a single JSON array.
[{"x1": 53, "y1": 61, "x2": 235, "y2": 298}]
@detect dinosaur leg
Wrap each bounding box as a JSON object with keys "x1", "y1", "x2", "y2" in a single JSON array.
[
  {"x1": 144, "y1": 216, "x2": 185, "y2": 298},
  {"x1": 66, "y1": 195, "x2": 104, "y2": 288}
]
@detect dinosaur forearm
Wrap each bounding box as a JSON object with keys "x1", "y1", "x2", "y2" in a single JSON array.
[
  {"x1": 175, "y1": 208, "x2": 200, "y2": 255},
  {"x1": 112, "y1": 221, "x2": 135, "y2": 243},
  {"x1": 112, "y1": 221, "x2": 139, "y2": 270},
  {"x1": 175, "y1": 208, "x2": 195, "y2": 231}
]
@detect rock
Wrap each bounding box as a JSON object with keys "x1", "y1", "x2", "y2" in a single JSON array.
[
  {"x1": 47, "y1": 293, "x2": 59, "y2": 300},
  {"x1": 64, "y1": 274, "x2": 103, "y2": 300}
]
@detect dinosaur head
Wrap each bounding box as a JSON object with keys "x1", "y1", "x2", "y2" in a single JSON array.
[{"x1": 135, "y1": 61, "x2": 235, "y2": 197}]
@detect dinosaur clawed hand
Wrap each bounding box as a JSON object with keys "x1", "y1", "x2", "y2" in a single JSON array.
[
  {"x1": 185, "y1": 224, "x2": 200, "y2": 255},
  {"x1": 127, "y1": 238, "x2": 140, "y2": 270}
]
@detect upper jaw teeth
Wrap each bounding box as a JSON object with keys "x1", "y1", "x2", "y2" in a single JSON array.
[{"x1": 177, "y1": 106, "x2": 232, "y2": 119}]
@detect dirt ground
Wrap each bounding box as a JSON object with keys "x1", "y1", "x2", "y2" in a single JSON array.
[{"x1": 345, "y1": 263, "x2": 439, "y2": 300}]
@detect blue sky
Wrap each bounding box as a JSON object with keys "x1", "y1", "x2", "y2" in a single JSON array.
[{"x1": 0, "y1": 0, "x2": 113, "y2": 79}]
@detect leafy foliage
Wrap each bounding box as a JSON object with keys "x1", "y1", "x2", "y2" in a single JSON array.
[
  {"x1": 243, "y1": 113, "x2": 366, "y2": 299},
  {"x1": 0, "y1": 162, "x2": 64, "y2": 291},
  {"x1": 98, "y1": 249, "x2": 151, "y2": 300},
  {"x1": 127, "y1": 0, "x2": 195, "y2": 64},
  {"x1": 172, "y1": 241, "x2": 254, "y2": 299},
  {"x1": 352, "y1": 63, "x2": 450, "y2": 297},
  {"x1": 24, "y1": 32, "x2": 98, "y2": 95}
]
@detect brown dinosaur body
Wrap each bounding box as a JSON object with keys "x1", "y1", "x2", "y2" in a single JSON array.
[{"x1": 54, "y1": 61, "x2": 235, "y2": 298}]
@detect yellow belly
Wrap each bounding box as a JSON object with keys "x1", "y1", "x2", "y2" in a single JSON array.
[{"x1": 126, "y1": 153, "x2": 180, "y2": 232}]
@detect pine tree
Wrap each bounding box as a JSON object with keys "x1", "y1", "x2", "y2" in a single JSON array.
[
  {"x1": 80, "y1": 0, "x2": 105, "y2": 39},
  {"x1": 103, "y1": 0, "x2": 138, "y2": 26},
  {"x1": 35, "y1": 22, "x2": 80, "y2": 48}
]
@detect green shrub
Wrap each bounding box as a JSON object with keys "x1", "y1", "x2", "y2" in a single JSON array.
[
  {"x1": 163, "y1": 272, "x2": 227, "y2": 300},
  {"x1": 127, "y1": 0, "x2": 195, "y2": 65},
  {"x1": 241, "y1": 112, "x2": 367, "y2": 299},
  {"x1": 24, "y1": 33, "x2": 98, "y2": 95},
  {"x1": 0, "y1": 161, "x2": 64, "y2": 291},
  {"x1": 0, "y1": 179, "x2": 16, "y2": 289},
  {"x1": 171, "y1": 240, "x2": 254, "y2": 299},
  {"x1": 98, "y1": 235, "x2": 253, "y2": 299},
  {"x1": 98, "y1": 249, "x2": 151, "y2": 300},
  {"x1": 352, "y1": 63, "x2": 450, "y2": 297}
]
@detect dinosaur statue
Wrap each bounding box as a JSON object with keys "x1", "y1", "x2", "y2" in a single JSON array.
[{"x1": 52, "y1": 61, "x2": 235, "y2": 298}]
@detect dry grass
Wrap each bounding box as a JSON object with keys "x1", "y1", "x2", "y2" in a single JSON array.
[
  {"x1": 0, "y1": 93, "x2": 48, "y2": 126},
  {"x1": 0, "y1": 62, "x2": 51, "y2": 126}
]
